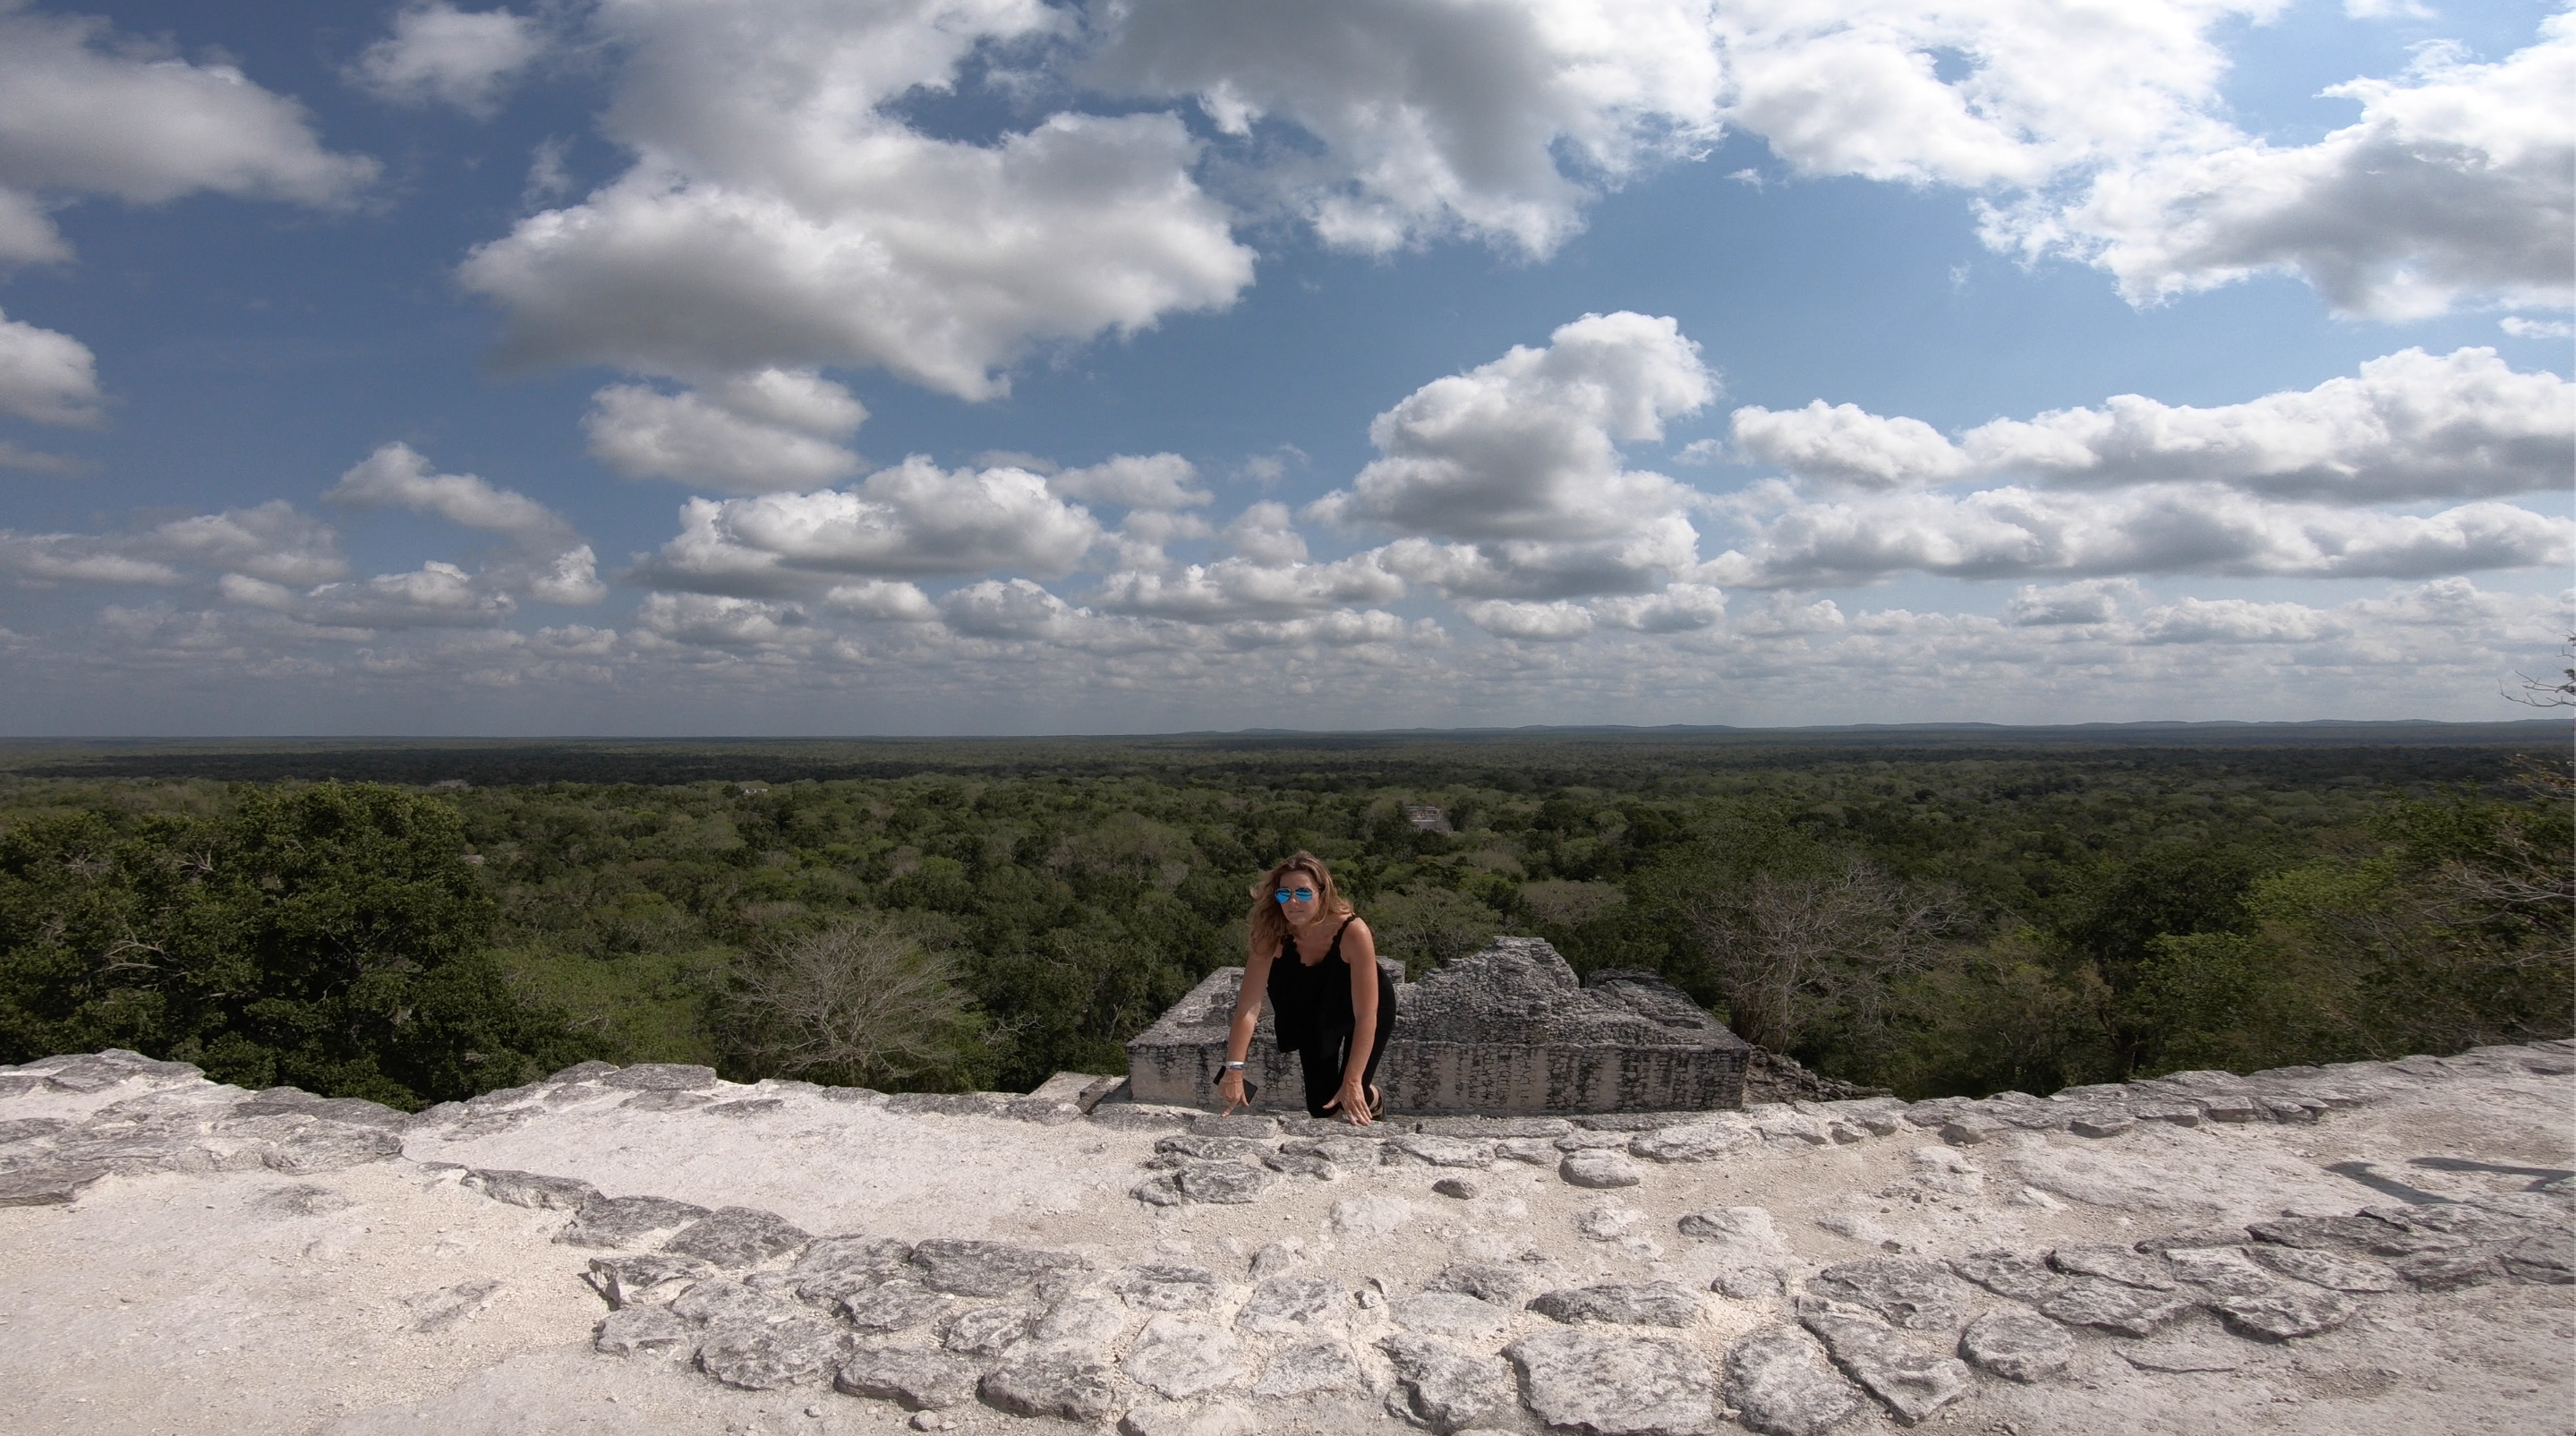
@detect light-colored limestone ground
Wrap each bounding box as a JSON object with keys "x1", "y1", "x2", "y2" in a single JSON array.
[{"x1": 0, "y1": 1055, "x2": 2567, "y2": 1436}]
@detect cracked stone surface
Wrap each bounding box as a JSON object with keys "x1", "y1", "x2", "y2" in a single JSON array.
[
  {"x1": 1506, "y1": 1324, "x2": 1722, "y2": 1436},
  {"x1": 2, "y1": 1040, "x2": 2571, "y2": 1436},
  {"x1": 1560, "y1": 1149, "x2": 1642, "y2": 1188}
]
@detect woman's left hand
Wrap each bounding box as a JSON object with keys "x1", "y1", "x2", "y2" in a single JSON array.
[{"x1": 1324, "y1": 1077, "x2": 1373, "y2": 1125}]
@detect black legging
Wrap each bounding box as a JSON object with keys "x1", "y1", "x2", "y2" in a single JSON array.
[{"x1": 1293, "y1": 998, "x2": 1396, "y2": 1117}]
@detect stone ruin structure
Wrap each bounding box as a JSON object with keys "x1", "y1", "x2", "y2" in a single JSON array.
[{"x1": 1125, "y1": 936, "x2": 1752, "y2": 1115}]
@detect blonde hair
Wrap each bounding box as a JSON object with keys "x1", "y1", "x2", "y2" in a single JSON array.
[{"x1": 1248, "y1": 850, "x2": 1354, "y2": 953}]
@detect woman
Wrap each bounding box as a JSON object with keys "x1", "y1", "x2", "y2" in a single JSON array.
[{"x1": 1215, "y1": 851, "x2": 1396, "y2": 1124}]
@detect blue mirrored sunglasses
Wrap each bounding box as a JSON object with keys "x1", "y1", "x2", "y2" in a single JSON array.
[{"x1": 1274, "y1": 887, "x2": 1317, "y2": 903}]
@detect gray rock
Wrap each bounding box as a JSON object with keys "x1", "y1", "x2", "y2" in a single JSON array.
[
  {"x1": 1722, "y1": 1325, "x2": 1863, "y2": 1436},
  {"x1": 2246, "y1": 1244, "x2": 2404, "y2": 1293},
  {"x1": 252, "y1": 1183, "x2": 357, "y2": 1218},
  {"x1": 980, "y1": 1349, "x2": 1121, "y2": 1423},
  {"x1": 595, "y1": 1304, "x2": 697, "y2": 1357},
  {"x1": 1417, "y1": 1116, "x2": 1573, "y2": 1139},
  {"x1": 586, "y1": 1253, "x2": 720, "y2": 1308},
  {"x1": 2066, "y1": 1111, "x2": 2135, "y2": 1139},
  {"x1": 1425, "y1": 1261, "x2": 1532, "y2": 1307},
  {"x1": 2134, "y1": 1227, "x2": 2257, "y2": 1254},
  {"x1": 1253, "y1": 1339, "x2": 1365, "y2": 1398},
  {"x1": 1432, "y1": 1177, "x2": 1479, "y2": 1200},
  {"x1": 1629, "y1": 1123, "x2": 1753, "y2": 1163},
  {"x1": 670, "y1": 1278, "x2": 785, "y2": 1325},
  {"x1": 907, "y1": 1237, "x2": 1083, "y2": 1297},
  {"x1": 706, "y1": 1098, "x2": 785, "y2": 1119},
  {"x1": 1677, "y1": 1206, "x2": 1778, "y2": 1246},
  {"x1": 2393, "y1": 1247, "x2": 2502, "y2": 1290},
  {"x1": 557, "y1": 1193, "x2": 710, "y2": 1248},
  {"x1": 789, "y1": 1235, "x2": 916, "y2": 1303},
  {"x1": 1131, "y1": 1174, "x2": 1189, "y2": 1207},
  {"x1": 1118, "y1": 1400, "x2": 1258, "y2": 1436},
  {"x1": 884, "y1": 1091, "x2": 1011, "y2": 1117},
  {"x1": 1233, "y1": 1274, "x2": 1343, "y2": 1335},
  {"x1": 1561, "y1": 1150, "x2": 1642, "y2": 1189},
  {"x1": 1555, "y1": 1130, "x2": 1636, "y2": 1150},
  {"x1": 1088, "y1": 1103, "x2": 1200, "y2": 1132},
  {"x1": 2127, "y1": 1099, "x2": 2203, "y2": 1127},
  {"x1": 1797, "y1": 1304, "x2": 1971, "y2": 1425},
  {"x1": 2248, "y1": 1213, "x2": 2390, "y2": 1251},
  {"x1": 1957, "y1": 1308, "x2": 2072, "y2": 1383},
  {"x1": 1156, "y1": 1133, "x2": 1268, "y2": 1162},
  {"x1": 1804, "y1": 1259, "x2": 1968, "y2": 1330},
  {"x1": 1281, "y1": 1134, "x2": 1382, "y2": 1168},
  {"x1": 697, "y1": 1312, "x2": 855, "y2": 1389},
  {"x1": 1002, "y1": 1097, "x2": 1085, "y2": 1125},
  {"x1": 1950, "y1": 1252, "x2": 2054, "y2": 1300},
  {"x1": 1263, "y1": 1151, "x2": 1341, "y2": 1182},
  {"x1": 2160, "y1": 1246, "x2": 2274, "y2": 1297},
  {"x1": 840, "y1": 1279, "x2": 953, "y2": 1333},
  {"x1": 2211, "y1": 1287, "x2": 2356, "y2": 1340},
  {"x1": 0, "y1": 1116, "x2": 66, "y2": 1145},
  {"x1": 265, "y1": 1122, "x2": 405, "y2": 1173},
  {"x1": 939, "y1": 1304, "x2": 1034, "y2": 1356},
  {"x1": 1494, "y1": 1137, "x2": 1561, "y2": 1165},
  {"x1": 1387, "y1": 1134, "x2": 1496, "y2": 1168},
  {"x1": 1377, "y1": 1333, "x2": 1514, "y2": 1434},
  {"x1": 2050, "y1": 1244, "x2": 2179, "y2": 1291},
  {"x1": 1122, "y1": 1313, "x2": 1246, "y2": 1398},
  {"x1": 602, "y1": 1063, "x2": 720, "y2": 1091},
  {"x1": 1713, "y1": 1267, "x2": 1787, "y2": 1301},
  {"x1": 615, "y1": 1092, "x2": 711, "y2": 1114},
  {"x1": 461, "y1": 1167, "x2": 599, "y2": 1210},
  {"x1": 838, "y1": 1345, "x2": 981, "y2": 1410},
  {"x1": 1190, "y1": 1114, "x2": 1283, "y2": 1139},
  {"x1": 2037, "y1": 1278, "x2": 2196, "y2": 1336},
  {"x1": 1393, "y1": 1291, "x2": 1512, "y2": 1339},
  {"x1": 1528, "y1": 1280, "x2": 1701, "y2": 1328},
  {"x1": 1250, "y1": 1240, "x2": 1302, "y2": 1278},
  {"x1": 1177, "y1": 1163, "x2": 1274, "y2": 1204},
  {"x1": 663, "y1": 1206, "x2": 811, "y2": 1269},
  {"x1": 2503, "y1": 1234, "x2": 2575, "y2": 1285},
  {"x1": 0, "y1": 1164, "x2": 107, "y2": 1206},
  {"x1": 548, "y1": 1060, "x2": 622, "y2": 1084},
  {"x1": 1506, "y1": 1325, "x2": 1721, "y2": 1436},
  {"x1": 2199, "y1": 1095, "x2": 2261, "y2": 1123},
  {"x1": 1118, "y1": 1263, "x2": 1224, "y2": 1311},
  {"x1": 398, "y1": 1278, "x2": 504, "y2": 1332},
  {"x1": 1036, "y1": 1295, "x2": 1132, "y2": 1346}
]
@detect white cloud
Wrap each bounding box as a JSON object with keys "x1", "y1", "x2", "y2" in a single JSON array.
[
  {"x1": 1086, "y1": 0, "x2": 1725, "y2": 256},
  {"x1": 354, "y1": 4, "x2": 547, "y2": 117},
  {"x1": 584, "y1": 371, "x2": 867, "y2": 493},
  {"x1": 636, "y1": 457, "x2": 1103, "y2": 595},
  {"x1": 823, "y1": 578, "x2": 939, "y2": 622},
  {"x1": 2502, "y1": 316, "x2": 2574, "y2": 340},
  {"x1": 2137, "y1": 595, "x2": 2340, "y2": 644},
  {"x1": 2001, "y1": 17, "x2": 2576, "y2": 319},
  {"x1": 1592, "y1": 581, "x2": 1727, "y2": 632},
  {"x1": 227, "y1": 560, "x2": 518, "y2": 630},
  {"x1": 0, "y1": 306, "x2": 99, "y2": 424},
  {"x1": 458, "y1": 0, "x2": 1252, "y2": 400},
  {"x1": 1459, "y1": 598, "x2": 1597, "y2": 641},
  {"x1": 2005, "y1": 577, "x2": 2140, "y2": 626},
  {"x1": 525, "y1": 546, "x2": 607, "y2": 606},
  {"x1": 1707, "y1": 483, "x2": 2572, "y2": 588},
  {"x1": 635, "y1": 592, "x2": 819, "y2": 652},
  {"x1": 1091, "y1": 551, "x2": 1403, "y2": 621},
  {"x1": 1312, "y1": 311, "x2": 1715, "y2": 596},
  {"x1": 1731, "y1": 347, "x2": 2573, "y2": 502},
  {"x1": 326, "y1": 442, "x2": 576, "y2": 546},
  {"x1": 0, "y1": 6, "x2": 377, "y2": 262},
  {"x1": 1047, "y1": 453, "x2": 1210, "y2": 509},
  {"x1": 0, "y1": 531, "x2": 182, "y2": 586}
]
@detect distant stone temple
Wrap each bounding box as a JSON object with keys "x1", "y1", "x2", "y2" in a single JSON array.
[{"x1": 1125, "y1": 936, "x2": 1749, "y2": 1115}]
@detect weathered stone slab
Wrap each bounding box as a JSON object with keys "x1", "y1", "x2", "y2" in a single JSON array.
[
  {"x1": 697, "y1": 1312, "x2": 854, "y2": 1389},
  {"x1": 2211, "y1": 1287, "x2": 2356, "y2": 1340},
  {"x1": 602, "y1": 1064, "x2": 720, "y2": 1091},
  {"x1": 663, "y1": 1206, "x2": 810, "y2": 1269},
  {"x1": 1122, "y1": 1314, "x2": 1246, "y2": 1398},
  {"x1": 1722, "y1": 1325, "x2": 1863, "y2": 1436},
  {"x1": 1958, "y1": 1309, "x2": 2072, "y2": 1382},
  {"x1": 1630, "y1": 1122, "x2": 1753, "y2": 1162},
  {"x1": 1235, "y1": 1274, "x2": 1344, "y2": 1335},
  {"x1": 838, "y1": 1345, "x2": 979, "y2": 1409},
  {"x1": 1253, "y1": 1338, "x2": 1365, "y2": 1398},
  {"x1": 463, "y1": 1167, "x2": 600, "y2": 1210},
  {"x1": 1798, "y1": 1304, "x2": 1971, "y2": 1425},
  {"x1": 1393, "y1": 1291, "x2": 1512, "y2": 1339},
  {"x1": 1425, "y1": 1261, "x2": 1533, "y2": 1307},
  {"x1": 2247, "y1": 1244, "x2": 2404, "y2": 1293},
  {"x1": 1118, "y1": 1263, "x2": 1224, "y2": 1311},
  {"x1": 2161, "y1": 1246, "x2": 2274, "y2": 1297},
  {"x1": 2038, "y1": 1278, "x2": 2196, "y2": 1336},
  {"x1": 1804, "y1": 1260, "x2": 1969, "y2": 1330},
  {"x1": 586, "y1": 1253, "x2": 719, "y2": 1308},
  {"x1": 1528, "y1": 1281, "x2": 1701, "y2": 1328},
  {"x1": 558, "y1": 1193, "x2": 710, "y2": 1248},
  {"x1": 906, "y1": 1238, "x2": 1083, "y2": 1296},
  {"x1": 1386, "y1": 1134, "x2": 1496, "y2": 1168},
  {"x1": 1176, "y1": 1164, "x2": 1273, "y2": 1204},
  {"x1": 1561, "y1": 1150, "x2": 1642, "y2": 1188},
  {"x1": 840, "y1": 1279, "x2": 952, "y2": 1333},
  {"x1": 1126, "y1": 940, "x2": 1747, "y2": 1115},
  {"x1": 981, "y1": 1349, "x2": 1120, "y2": 1422},
  {"x1": 0, "y1": 1164, "x2": 108, "y2": 1206},
  {"x1": 939, "y1": 1304, "x2": 1034, "y2": 1356},
  {"x1": 595, "y1": 1305, "x2": 696, "y2": 1358},
  {"x1": 1506, "y1": 1326, "x2": 1722, "y2": 1436},
  {"x1": 2050, "y1": 1244, "x2": 2179, "y2": 1291},
  {"x1": 1944, "y1": 1250, "x2": 2063, "y2": 1301},
  {"x1": 1377, "y1": 1333, "x2": 1514, "y2": 1434},
  {"x1": 789, "y1": 1235, "x2": 914, "y2": 1303},
  {"x1": 1118, "y1": 1400, "x2": 1258, "y2": 1436},
  {"x1": 0, "y1": 1116, "x2": 66, "y2": 1145}
]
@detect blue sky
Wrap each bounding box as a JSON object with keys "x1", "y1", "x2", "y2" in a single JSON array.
[{"x1": 0, "y1": 0, "x2": 2567, "y2": 734}]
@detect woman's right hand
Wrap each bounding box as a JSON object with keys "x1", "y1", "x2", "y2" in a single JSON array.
[{"x1": 1215, "y1": 1068, "x2": 1246, "y2": 1115}]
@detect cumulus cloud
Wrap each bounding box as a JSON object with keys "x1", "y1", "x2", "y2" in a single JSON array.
[
  {"x1": 353, "y1": 4, "x2": 548, "y2": 117},
  {"x1": 1091, "y1": 551, "x2": 1402, "y2": 621},
  {"x1": 325, "y1": 442, "x2": 603, "y2": 603},
  {"x1": 584, "y1": 371, "x2": 867, "y2": 493},
  {"x1": 634, "y1": 592, "x2": 821, "y2": 653},
  {"x1": 2000, "y1": 16, "x2": 2576, "y2": 318},
  {"x1": 225, "y1": 561, "x2": 518, "y2": 630},
  {"x1": 1087, "y1": 0, "x2": 1725, "y2": 256},
  {"x1": 1731, "y1": 347, "x2": 2573, "y2": 502},
  {"x1": 0, "y1": 6, "x2": 377, "y2": 262},
  {"x1": 1459, "y1": 598, "x2": 1597, "y2": 641},
  {"x1": 1311, "y1": 312, "x2": 1715, "y2": 596},
  {"x1": 1706, "y1": 483, "x2": 2573, "y2": 588},
  {"x1": 1047, "y1": 453, "x2": 1209, "y2": 509},
  {"x1": 636, "y1": 457, "x2": 1103, "y2": 595},
  {"x1": 0, "y1": 306, "x2": 100, "y2": 424},
  {"x1": 459, "y1": 0, "x2": 1251, "y2": 399},
  {"x1": 2005, "y1": 577, "x2": 2141, "y2": 626}
]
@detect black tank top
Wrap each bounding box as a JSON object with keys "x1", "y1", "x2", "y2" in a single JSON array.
[{"x1": 1267, "y1": 917, "x2": 1358, "y2": 1051}]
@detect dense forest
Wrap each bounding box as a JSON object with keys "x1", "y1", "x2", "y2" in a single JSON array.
[{"x1": 0, "y1": 725, "x2": 2565, "y2": 1111}]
